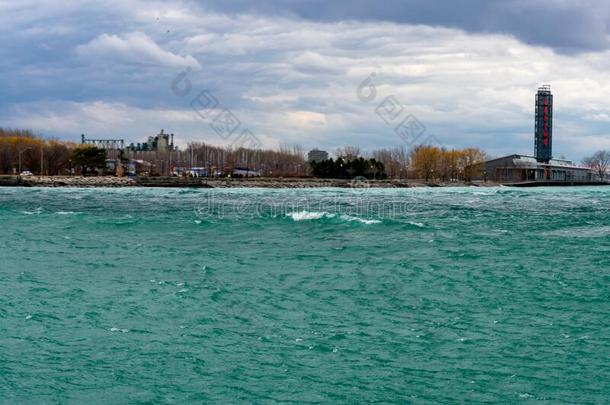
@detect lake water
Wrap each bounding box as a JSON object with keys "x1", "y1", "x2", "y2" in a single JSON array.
[{"x1": 1, "y1": 186, "x2": 609, "y2": 403}]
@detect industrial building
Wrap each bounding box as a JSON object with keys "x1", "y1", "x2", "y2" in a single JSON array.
[
  {"x1": 127, "y1": 129, "x2": 175, "y2": 152},
  {"x1": 474, "y1": 86, "x2": 601, "y2": 185},
  {"x1": 81, "y1": 130, "x2": 176, "y2": 153},
  {"x1": 81, "y1": 134, "x2": 124, "y2": 150},
  {"x1": 82, "y1": 130, "x2": 177, "y2": 176}
]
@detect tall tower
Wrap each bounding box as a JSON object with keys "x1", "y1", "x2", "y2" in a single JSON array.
[{"x1": 534, "y1": 85, "x2": 553, "y2": 162}]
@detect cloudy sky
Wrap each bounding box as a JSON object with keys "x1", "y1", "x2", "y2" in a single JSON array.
[{"x1": 2, "y1": 0, "x2": 610, "y2": 160}]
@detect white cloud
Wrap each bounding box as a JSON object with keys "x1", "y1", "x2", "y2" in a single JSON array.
[
  {"x1": 5, "y1": 101, "x2": 198, "y2": 141},
  {"x1": 2, "y1": 1, "x2": 610, "y2": 160},
  {"x1": 75, "y1": 32, "x2": 201, "y2": 69}
]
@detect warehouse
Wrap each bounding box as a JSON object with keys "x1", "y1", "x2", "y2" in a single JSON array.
[{"x1": 478, "y1": 154, "x2": 597, "y2": 184}]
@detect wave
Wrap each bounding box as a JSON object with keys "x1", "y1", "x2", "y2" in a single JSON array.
[
  {"x1": 338, "y1": 214, "x2": 381, "y2": 225},
  {"x1": 286, "y1": 211, "x2": 380, "y2": 224},
  {"x1": 21, "y1": 208, "x2": 43, "y2": 215},
  {"x1": 545, "y1": 225, "x2": 610, "y2": 238},
  {"x1": 287, "y1": 211, "x2": 334, "y2": 221}
]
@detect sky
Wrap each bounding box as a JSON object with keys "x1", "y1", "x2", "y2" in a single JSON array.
[{"x1": 1, "y1": 0, "x2": 610, "y2": 160}]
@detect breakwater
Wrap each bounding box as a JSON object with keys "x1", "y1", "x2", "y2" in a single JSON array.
[{"x1": 0, "y1": 175, "x2": 468, "y2": 188}]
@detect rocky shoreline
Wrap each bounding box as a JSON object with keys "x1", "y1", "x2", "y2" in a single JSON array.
[{"x1": 0, "y1": 175, "x2": 493, "y2": 188}]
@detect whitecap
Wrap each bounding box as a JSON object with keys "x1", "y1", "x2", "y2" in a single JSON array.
[
  {"x1": 407, "y1": 221, "x2": 425, "y2": 228},
  {"x1": 338, "y1": 214, "x2": 381, "y2": 225},
  {"x1": 55, "y1": 211, "x2": 81, "y2": 215},
  {"x1": 286, "y1": 211, "x2": 333, "y2": 221},
  {"x1": 110, "y1": 327, "x2": 129, "y2": 333},
  {"x1": 21, "y1": 208, "x2": 43, "y2": 215}
]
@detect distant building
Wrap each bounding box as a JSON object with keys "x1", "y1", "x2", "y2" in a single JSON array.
[
  {"x1": 307, "y1": 149, "x2": 328, "y2": 163},
  {"x1": 172, "y1": 167, "x2": 209, "y2": 177},
  {"x1": 337, "y1": 153, "x2": 357, "y2": 161},
  {"x1": 127, "y1": 129, "x2": 175, "y2": 152},
  {"x1": 233, "y1": 167, "x2": 261, "y2": 177},
  {"x1": 475, "y1": 154, "x2": 598, "y2": 184},
  {"x1": 81, "y1": 130, "x2": 176, "y2": 153},
  {"x1": 472, "y1": 85, "x2": 600, "y2": 185}
]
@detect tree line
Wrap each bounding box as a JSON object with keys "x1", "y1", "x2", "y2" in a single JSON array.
[
  {"x1": 178, "y1": 142, "x2": 307, "y2": 177},
  {"x1": 0, "y1": 129, "x2": 309, "y2": 176},
  {"x1": 310, "y1": 157, "x2": 386, "y2": 179},
  {"x1": 0, "y1": 128, "x2": 115, "y2": 175},
  {"x1": 409, "y1": 146, "x2": 487, "y2": 181},
  {"x1": 310, "y1": 146, "x2": 488, "y2": 181},
  {"x1": 1, "y1": 127, "x2": 493, "y2": 180},
  {"x1": 0, "y1": 128, "x2": 74, "y2": 175}
]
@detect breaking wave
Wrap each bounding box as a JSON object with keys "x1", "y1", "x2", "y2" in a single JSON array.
[{"x1": 286, "y1": 211, "x2": 380, "y2": 224}]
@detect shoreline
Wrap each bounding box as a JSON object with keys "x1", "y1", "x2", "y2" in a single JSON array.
[
  {"x1": 0, "y1": 175, "x2": 497, "y2": 188},
  {"x1": 1, "y1": 175, "x2": 607, "y2": 188}
]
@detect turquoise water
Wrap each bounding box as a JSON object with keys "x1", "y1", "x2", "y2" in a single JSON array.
[{"x1": 1, "y1": 186, "x2": 609, "y2": 403}]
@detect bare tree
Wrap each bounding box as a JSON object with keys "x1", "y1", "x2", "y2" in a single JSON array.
[
  {"x1": 583, "y1": 150, "x2": 609, "y2": 180},
  {"x1": 372, "y1": 146, "x2": 410, "y2": 178},
  {"x1": 179, "y1": 141, "x2": 305, "y2": 177}
]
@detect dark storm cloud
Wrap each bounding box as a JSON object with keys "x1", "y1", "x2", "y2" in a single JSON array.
[{"x1": 193, "y1": 0, "x2": 610, "y2": 53}]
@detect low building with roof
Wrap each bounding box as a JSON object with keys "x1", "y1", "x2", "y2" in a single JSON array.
[{"x1": 475, "y1": 154, "x2": 599, "y2": 185}]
